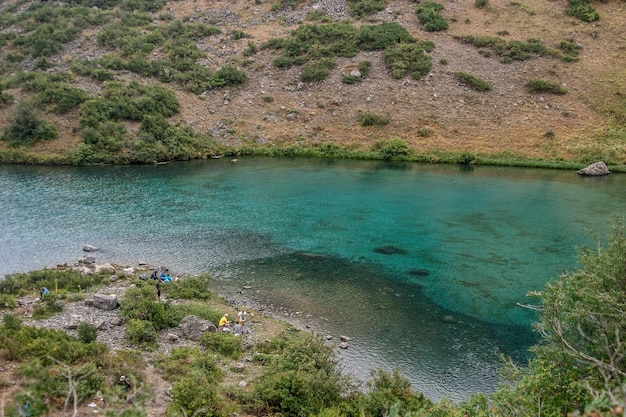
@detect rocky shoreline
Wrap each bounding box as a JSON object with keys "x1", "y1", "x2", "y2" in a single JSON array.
[{"x1": 7, "y1": 256, "x2": 353, "y2": 358}]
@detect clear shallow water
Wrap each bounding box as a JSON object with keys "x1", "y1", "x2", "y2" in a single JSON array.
[{"x1": 1, "y1": 158, "x2": 625, "y2": 401}]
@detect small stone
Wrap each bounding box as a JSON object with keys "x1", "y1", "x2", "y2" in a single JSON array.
[{"x1": 339, "y1": 342, "x2": 349, "y2": 349}]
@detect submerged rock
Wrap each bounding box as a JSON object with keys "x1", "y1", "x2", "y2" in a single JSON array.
[{"x1": 374, "y1": 245, "x2": 408, "y2": 255}]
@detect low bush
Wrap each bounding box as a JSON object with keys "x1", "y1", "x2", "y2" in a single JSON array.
[
  {"x1": 168, "y1": 375, "x2": 225, "y2": 417},
  {"x1": 566, "y1": 0, "x2": 599, "y2": 22},
  {"x1": 155, "y1": 346, "x2": 223, "y2": 382},
  {"x1": 455, "y1": 71, "x2": 492, "y2": 92},
  {"x1": 1, "y1": 100, "x2": 58, "y2": 147},
  {"x1": 300, "y1": 58, "x2": 336, "y2": 82},
  {"x1": 372, "y1": 138, "x2": 412, "y2": 160},
  {"x1": 416, "y1": 2, "x2": 448, "y2": 32},
  {"x1": 126, "y1": 318, "x2": 157, "y2": 344},
  {"x1": 384, "y1": 41, "x2": 434, "y2": 79},
  {"x1": 527, "y1": 78, "x2": 567, "y2": 95},
  {"x1": 0, "y1": 268, "x2": 104, "y2": 296},
  {"x1": 200, "y1": 332, "x2": 243, "y2": 359},
  {"x1": 0, "y1": 294, "x2": 16, "y2": 310},
  {"x1": 2, "y1": 314, "x2": 22, "y2": 331},
  {"x1": 77, "y1": 322, "x2": 98, "y2": 343},
  {"x1": 252, "y1": 334, "x2": 345, "y2": 417},
  {"x1": 166, "y1": 274, "x2": 212, "y2": 300},
  {"x1": 120, "y1": 285, "x2": 178, "y2": 330},
  {"x1": 32, "y1": 296, "x2": 64, "y2": 319},
  {"x1": 213, "y1": 65, "x2": 247, "y2": 86},
  {"x1": 361, "y1": 369, "x2": 433, "y2": 416},
  {"x1": 359, "y1": 112, "x2": 391, "y2": 127},
  {"x1": 348, "y1": 0, "x2": 387, "y2": 17},
  {"x1": 356, "y1": 22, "x2": 413, "y2": 51}
]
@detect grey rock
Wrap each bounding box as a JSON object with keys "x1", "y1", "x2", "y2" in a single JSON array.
[
  {"x1": 64, "y1": 315, "x2": 82, "y2": 329},
  {"x1": 83, "y1": 245, "x2": 99, "y2": 252},
  {"x1": 92, "y1": 294, "x2": 119, "y2": 311},
  {"x1": 179, "y1": 315, "x2": 216, "y2": 340},
  {"x1": 578, "y1": 161, "x2": 610, "y2": 176}
]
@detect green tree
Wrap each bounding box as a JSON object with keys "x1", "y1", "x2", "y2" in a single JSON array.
[
  {"x1": 528, "y1": 219, "x2": 626, "y2": 414},
  {"x1": 1, "y1": 99, "x2": 57, "y2": 146}
]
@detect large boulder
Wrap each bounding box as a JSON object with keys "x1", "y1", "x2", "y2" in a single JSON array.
[
  {"x1": 92, "y1": 294, "x2": 119, "y2": 311},
  {"x1": 179, "y1": 315, "x2": 216, "y2": 340},
  {"x1": 578, "y1": 161, "x2": 610, "y2": 176}
]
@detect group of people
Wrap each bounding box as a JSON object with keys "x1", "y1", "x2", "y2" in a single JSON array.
[{"x1": 218, "y1": 310, "x2": 247, "y2": 335}]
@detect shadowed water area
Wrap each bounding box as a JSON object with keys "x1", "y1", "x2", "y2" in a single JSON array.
[{"x1": 1, "y1": 157, "x2": 625, "y2": 401}]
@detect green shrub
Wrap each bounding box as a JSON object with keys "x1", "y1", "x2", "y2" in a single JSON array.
[
  {"x1": 566, "y1": 0, "x2": 599, "y2": 22},
  {"x1": 356, "y1": 22, "x2": 413, "y2": 51},
  {"x1": 120, "y1": 286, "x2": 178, "y2": 330},
  {"x1": 457, "y1": 152, "x2": 475, "y2": 165},
  {"x1": 0, "y1": 268, "x2": 104, "y2": 296},
  {"x1": 243, "y1": 41, "x2": 258, "y2": 57},
  {"x1": 32, "y1": 296, "x2": 64, "y2": 319},
  {"x1": 362, "y1": 369, "x2": 433, "y2": 416},
  {"x1": 274, "y1": 55, "x2": 296, "y2": 68},
  {"x1": 213, "y1": 65, "x2": 247, "y2": 86},
  {"x1": 301, "y1": 58, "x2": 336, "y2": 82},
  {"x1": 252, "y1": 334, "x2": 345, "y2": 417},
  {"x1": 359, "y1": 112, "x2": 391, "y2": 127},
  {"x1": 1, "y1": 100, "x2": 58, "y2": 147},
  {"x1": 348, "y1": 0, "x2": 387, "y2": 17},
  {"x1": 35, "y1": 83, "x2": 91, "y2": 113},
  {"x1": 200, "y1": 332, "x2": 243, "y2": 359},
  {"x1": 0, "y1": 294, "x2": 17, "y2": 310},
  {"x1": 384, "y1": 41, "x2": 434, "y2": 79},
  {"x1": 166, "y1": 274, "x2": 212, "y2": 300},
  {"x1": 559, "y1": 38, "x2": 581, "y2": 57},
  {"x1": 126, "y1": 318, "x2": 157, "y2": 344},
  {"x1": 373, "y1": 138, "x2": 412, "y2": 160},
  {"x1": 231, "y1": 30, "x2": 247, "y2": 40},
  {"x1": 156, "y1": 346, "x2": 223, "y2": 381},
  {"x1": 2, "y1": 314, "x2": 22, "y2": 331},
  {"x1": 527, "y1": 79, "x2": 567, "y2": 95},
  {"x1": 168, "y1": 375, "x2": 224, "y2": 417},
  {"x1": 416, "y1": 2, "x2": 448, "y2": 32},
  {"x1": 342, "y1": 74, "x2": 360, "y2": 84},
  {"x1": 120, "y1": 0, "x2": 166, "y2": 12},
  {"x1": 358, "y1": 60, "x2": 372, "y2": 77},
  {"x1": 475, "y1": 0, "x2": 488, "y2": 8},
  {"x1": 455, "y1": 71, "x2": 491, "y2": 92},
  {"x1": 0, "y1": 90, "x2": 14, "y2": 106},
  {"x1": 77, "y1": 322, "x2": 98, "y2": 343}
]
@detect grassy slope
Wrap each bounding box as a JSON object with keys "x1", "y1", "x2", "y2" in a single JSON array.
[{"x1": 0, "y1": 0, "x2": 624, "y2": 166}]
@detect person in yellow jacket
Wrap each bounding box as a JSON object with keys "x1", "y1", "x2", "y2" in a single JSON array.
[{"x1": 218, "y1": 313, "x2": 231, "y2": 331}]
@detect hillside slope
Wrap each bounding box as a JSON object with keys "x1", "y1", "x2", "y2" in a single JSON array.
[{"x1": 0, "y1": 0, "x2": 625, "y2": 164}]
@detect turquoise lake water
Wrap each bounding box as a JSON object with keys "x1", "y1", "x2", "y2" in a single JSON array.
[{"x1": 1, "y1": 157, "x2": 625, "y2": 401}]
